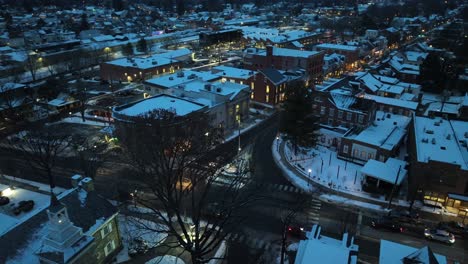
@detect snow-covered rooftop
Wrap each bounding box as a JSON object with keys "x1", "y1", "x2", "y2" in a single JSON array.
[
  {"x1": 145, "y1": 70, "x2": 220, "y2": 88},
  {"x1": 253, "y1": 46, "x2": 320, "y2": 58},
  {"x1": 212, "y1": 65, "x2": 256, "y2": 80},
  {"x1": 363, "y1": 94, "x2": 418, "y2": 110},
  {"x1": 349, "y1": 111, "x2": 411, "y2": 150},
  {"x1": 117, "y1": 94, "x2": 205, "y2": 117},
  {"x1": 106, "y1": 48, "x2": 191, "y2": 69},
  {"x1": 361, "y1": 158, "x2": 407, "y2": 185},
  {"x1": 296, "y1": 225, "x2": 358, "y2": 264},
  {"x1": 379, "y1": 240, "x2": 447, "y2": 264},
  {"x1": 413, "y1": 116, "x2": 468, "y2": 170},
  {"x1": 316, "y1": 43, "x2": 359, "y2": 51}
]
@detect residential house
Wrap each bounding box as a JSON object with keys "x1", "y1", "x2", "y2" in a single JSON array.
[{"x1": 1, "y1": 176, "x2": 121, "y2": 264}]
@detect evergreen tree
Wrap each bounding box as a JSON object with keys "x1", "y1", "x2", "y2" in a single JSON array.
[
  {"x1": 176, "y1": 0, "x2": 185, "y2": 16},
  {"x1": 136, "y1": 37, "x2": 148, "y2": 54},
  {"x1": 122, "y1": 42, "x2": 134, "y2": 57},
  {"x1": 79, "y1": 14, "x2": 90, "y2": 32},
  {"x1": 420, "y1": 53, "x2": 447, "y2": 93},
  {"x1": 279, "y1": 81, "x2": 319, "y2": 154}
]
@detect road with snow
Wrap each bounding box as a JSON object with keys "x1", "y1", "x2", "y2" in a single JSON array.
[{"x1": 1, "y1": 115, "x2": 466, "y2": 263}]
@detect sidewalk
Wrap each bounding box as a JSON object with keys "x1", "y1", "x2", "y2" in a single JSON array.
[{"x1": 272, "y1": 138, "x2": 463, "y2": 222}]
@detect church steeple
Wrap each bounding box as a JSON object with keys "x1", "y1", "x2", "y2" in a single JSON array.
[{"x1": 43, "y1": 190, "x2": 83, "y2": 250}]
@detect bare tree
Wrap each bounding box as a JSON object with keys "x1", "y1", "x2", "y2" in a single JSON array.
[
  {"x1": 72, "y1": 136, "x2": 105, "y2": 180},
  {"x1": 10, "y1": 125, "x2": 72, "y2": 189},
  {"x1": 74, "y1": 79, "x2": 87, "y2": 122},
  {"x1": 118, "y1": 110, "x2": 257, "y2": 264},
  {"x1": 25, "y1": 52, "x2": 41, "y2": 82}
]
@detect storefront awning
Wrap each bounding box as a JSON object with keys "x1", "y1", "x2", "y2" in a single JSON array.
[{"x1": 448, "y1": 193, "x2": 468, "y2": 202}]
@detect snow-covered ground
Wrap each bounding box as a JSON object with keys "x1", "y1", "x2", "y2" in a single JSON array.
[
  {"x1": 145, "y1": 255, "x2": 186, "y2": 264},
  {"x1": 224, "y1": 118, "x2": 265, "y2": 142},
  {"x1": 56, "y1": 116, "x2": 108, "y2": 127},
  {"x1": 116, "y1": 215, "x2": 169, "y2": 263}
]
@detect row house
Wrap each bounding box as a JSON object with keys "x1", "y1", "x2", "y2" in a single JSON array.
[
  {"x1": 314, "y1": 43, "x2": 359, "y2": 70},
  {"x1": 311, "y1": 88, "x2": 376, "y2": 130}
]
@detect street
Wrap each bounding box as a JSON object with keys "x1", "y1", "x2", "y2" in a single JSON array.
[{"x1": 0, "y1": 116, "x2": 466, "y2": 264}]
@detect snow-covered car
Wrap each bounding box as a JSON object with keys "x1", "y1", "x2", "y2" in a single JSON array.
[
  {"x1": 437, "y1": 222, "x2": 467, "y2": 238},
  {"x1": 13, "y1": 200, "x2": 34, "y2": 215},
  {"x1": 388, "y1": 209, "x2": 420, "y2": 224},
  {"x1": 424, "y1": 228, "x2": 455, "y2": 244}
]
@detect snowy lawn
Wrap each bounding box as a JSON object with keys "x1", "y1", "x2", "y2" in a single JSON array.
[{"x1": 116, "y1": 215, "x2": 169, "y2": 263}]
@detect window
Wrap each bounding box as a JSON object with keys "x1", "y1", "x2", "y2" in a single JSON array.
[
  {"x1": 266, "y1": 85, "x2": 270, "y2": 93},
  {"x1": 353, "y1": 149, "x2": 359, "y2": 157},
  {"x1": 343, "y1": 145, "x2": 349, "y2": 154},
  {"x1": 250, "y1": 92, "x2": 254, "y2": 99},
  {"x1": 101, "y1": 222, "x2": 113, "y2": 239},
  {"x1": 251, "y1": 82, "x2": 254, "y2": 90},
  {"x1": 358, "y1": 115, "x2": 364, "y2": 123},
  {"x1": 320, "y1": 106, "x2": 326, "y2": 115},
  {"x1": 240, "y1": 81, "x2": 243, "y2": 85},
  {"x1": 338, "y1": 110, "x2": 343, "y2": 118},
  {"x1": 368, "y1": 153, "x2": 373, "y2": 160},
  {"x1": 104, "y1": 240, "x2": 116, "y2": 256},
  {"x1": 266, "y1": 95, "x2": 269, "y2": 102},
  {"x1": 360, "y1": 151, "x2": 366, "y2": 159},
  {"x1": 346, "y1": 112, "x2": 352, "y2": 121},
  {"x1": 329, "y1": 108, "x2": 335, "y2": 117}
]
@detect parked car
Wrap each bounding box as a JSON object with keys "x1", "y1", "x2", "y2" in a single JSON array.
[
  {"x1": 0, "y1": 196, "x2": 10, "y2": 206},
  {"x1": 287, "y1": 225, "x2": 306, "y2": 239},
  {"x1": 437, "y1": 222, "x2": 467, "y2": 238},
  {"x1": 128, "y1": 237, "x2": 149, "y2": 256},
  {"x1": 424, "y1": 228, "x2": 455, "y2": 244},
  {"x1": 13, "y1": 200, "x2": 35, "y2": 215},
  {"x1": 388, "y1": 209, "x2": 420, "y2": 224},
  {"x1": 371, "y1": 218, "x2": 405, "y2": 232}
]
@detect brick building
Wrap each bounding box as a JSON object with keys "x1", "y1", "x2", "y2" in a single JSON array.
[
  {"x1": 408, "y1": 116, "x2": 468, "y2": 207},
  {"x1": 243, "y1": 46, "x2": 324, "y2": 83},
  {"x1": 314, "y1": 43, "x2": 359, "y2": 70}
]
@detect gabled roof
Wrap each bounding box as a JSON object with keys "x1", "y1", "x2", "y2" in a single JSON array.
[
  {"x1": 403, "y1": 246, "x2": 439, "y2": 264},
  {"x1": 260, "y1": 68, "x2": 287, "y2": 85}
]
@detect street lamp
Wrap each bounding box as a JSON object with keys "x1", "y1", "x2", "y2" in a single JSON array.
[
  {"x1": 308, "y1": 169, "x2": 312, "y2": 186},
  {"x1": 276, "y1": 135, "x2": 280, "y2": 151}
]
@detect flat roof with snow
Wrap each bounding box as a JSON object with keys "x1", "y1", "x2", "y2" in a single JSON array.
[
  {"x1": 361, "y1": 158, "x2": 407, "y2": 185},
  {"x1": 295, "y1": 225, "x2": 358, "y2": 264},
  {"x1": 316, "y1": 43, "x2": 358, "y2": 51},
  {"x1": 145, "y1": 70, "x2": 220, "y2": 88},
  {"x1": 413, "y1": 116, "x2": 468, "y2": 170},
  {"x1": 212, "y1": 65, "x2": 256, "y2": 80},
  {"x1": 117, "y1": 94, "x2": 205, "y2": 117}
]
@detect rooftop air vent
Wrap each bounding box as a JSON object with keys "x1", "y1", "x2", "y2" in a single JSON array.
[
  {"x1": 169, "y1": 77, "x2": 174, "y2": 80},
  {"x1": 177, "y1": 71, "x2": 185, "y2": 78},
  {"x1": 152, "y1": 61, "x2": 157, "y2": 65},
  {"x1": 422, "y1": 138, "x2": 429, "y2": 143},
  {"x1": 170, "y1": 99, "x2": 175, "y2": 103},
  {"x1": 393, "y1": 122, "x2": 397, "y2": 125},
  {"x1": 431, "y1": 138, "x2": 436, "y2": 145},
  {"x1": 216, "y1": 88, "x2": 222, "y2": 93},
  {"x1": 426, "y1": 130, "x2": 434, "y2": 134},
  {"x1": 440, "y1": 146, "x2": 446, "y2": 150},
  {"x1": 434, "y1": 122, "x2": 440, "y2": 126},
  {"x1": 204, "y1": 84, "x2": 211, "y2": 91},
  {"x1": 446, "y1": 134, "x2": 451, "y2": 140}
]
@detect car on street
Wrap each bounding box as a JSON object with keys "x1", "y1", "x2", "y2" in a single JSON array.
[
  {"x1": 371, "y1": 218, "x2": 405, "y2": 232},
  {"x1": 437, "y1": 222, "x2": 467, "y2": 238},
  {"x1": 424, "y1": 228, "x2": 455, "y2": 244},
  {"x1": 287, "y1": 225, "x2": 306, "y2": 239},
  {"x1": 388, "y1": 209, "x2": 420, "y2": 224}
]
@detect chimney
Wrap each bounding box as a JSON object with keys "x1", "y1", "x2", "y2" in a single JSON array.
[
  {"x1": 80, "y1": 177, "x2": 94, "y2": 192},
  {"x1": 266, "y1": 45, "x2": 273, "y2": 57},
  {"x1": 71, "y1": 174, "x2": 82, "y2": 188}
]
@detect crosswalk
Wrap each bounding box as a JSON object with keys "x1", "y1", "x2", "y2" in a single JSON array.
[{"x1": 305, "y1": 198, "x2": 322, "y2": 226}]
